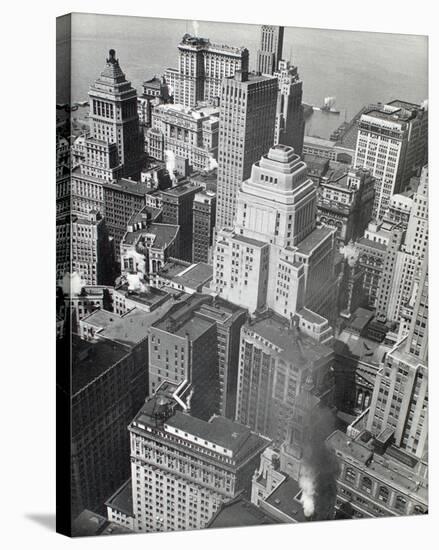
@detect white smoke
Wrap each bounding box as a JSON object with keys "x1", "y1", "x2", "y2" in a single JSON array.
[
  {"x1": 123, "y1": 248, "x2": 150, "y2": 293},
  {"x1": 192, "y1": 20, "x2": 199, "y2": 36},
  {"x1": 299, "y1": 464, "x2": 316, "y2": 518},
  {"x1": 206, "y1": 156, "x2": 218, "y2": 171},
  {"x1": 165, "y1": 149, "x2": 177, "y2": 184},
  {"x1": 62, "y1": 271, "x2": 83, "y2": 296},
  {"x1": 126, "y1": 272, "x2": 149, "y2": 293}
]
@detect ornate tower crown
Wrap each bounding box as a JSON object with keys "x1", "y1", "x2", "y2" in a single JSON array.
[{"x1": 107, "y1": 49, "x2": 118, "y2": 64}]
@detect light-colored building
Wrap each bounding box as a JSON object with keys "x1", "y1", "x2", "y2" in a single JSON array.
[
  {"x1": 327, "y1": 429, "x2": 427, "y2": 519},
  {"x1": 213, "y1": 145, "x2": 338, "y2": 322},
  {"x1": 317, "y1": 166, "x2": 375, "y2": 247},
  {"x1": 216, "y1": 71, "x2": 278, "y2": 230},
  {"x1": 353, "y1": 100, "x2": 428, "y2": 220},
  {"x1": 107, "y1": 381, "x2": 270, "y2": 533},
  {"x1": 147, "y1": 103, "x2": 219, "y2": 171},
  {"x1": 256, "y1": 26, "x2": 284, "y2": 76},
  {"x1": 165, "y1": 34, "x2": 249, "y2": 108},
  {"x1": 88, "y1": 49, "x2": 143, "y2": 179},
  {"x1": 377, "y1": 166, "x2": 428, "y2": 324},
  {"x1": 235, "y1": 311, "x2": 334, "y2": 447}
]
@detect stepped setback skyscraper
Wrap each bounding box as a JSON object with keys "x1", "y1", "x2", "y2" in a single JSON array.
[
  {"x1": 214, "y1": 145, "x2": 338, "y2": 321},
  {"x1": 88, "y1": 49, "x2": 143, "y2": 179}
]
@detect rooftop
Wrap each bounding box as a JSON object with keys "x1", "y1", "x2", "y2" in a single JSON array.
[
  {"x1": 264, "y1": 476, "x2": 306, "y2": 522},
  {"x1": 295, "y1": 224, "x2": 335, "y2": 255},
  {"x1": 103, "y1": 178, "x2": 149, "y2": 196},
  {"x1": 162, "y1": 261, "x2": 213, "y2": 289},
  {"x1": 105, "y1": 479, "x2": 133, "y2": 517},
  {"x1": 247, "y1": 312, "x2": 333, "y2": 366},
  {"x1": 72, "y1": 335, "x2": 129, "y2": 395},
  {"x1": 207, "y1": 496, "x2": 279, "y2": 529},
  {"x1": 122, "y1": 222, "x2": 179, "y2": 248},
  {"x1": 327, "y1": 430, "x2": 428, "y2": 501},
  {"x1": 334, "y1": 330, "x2": 389, "y2": 368}
]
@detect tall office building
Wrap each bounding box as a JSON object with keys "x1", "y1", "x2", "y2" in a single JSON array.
[
  {"x1": 88, "y1": 49, "x2": 143, "y2": 179},
  {"x1": 235, "y1": 312, "x2": 334, "y2": 447},
  {"x1": 56, "y1": 211, "x2": 114, "y2": 286},
  {"x1": 71, "y1": 331, "x2": 148, "y2": 520},
  {"x1": 375, "y1": 166, "x2": 428, "y2": 323},
  {"x1": 273, "y1": 60, "x2": 305, "y2": 156},
  {"x1": 161, "y1": 182, "x2": 203, "y2": 262},
  {"x1": 256, "y1": 25, "x2": 284, "y2": 76},
  {"x1": 216, "y1": 71, "x2": 278, "y2": 230},
  {"x1": 148, "y1": 295, "x2": 219, "y2": 420},
  {"x1": 214, "y1": 145, "x2": 338, "y2": 321},
  {"x1": 367, "y1": 265, "x2": 428, "y2": 458},
  {"x1": 192, "y1": 190, "x2": 216, "y2": 263},
  {"x1": 165, "y1": 35, "x2": 249, "y2": 108},
  {"x1": 106, "y1": 381, "x2": 270, "y2": 533},
  {"x1": 353, "y1": 100, "x2": 427, "y2": 220}
]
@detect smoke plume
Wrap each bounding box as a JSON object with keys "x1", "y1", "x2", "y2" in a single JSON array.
[
  {"x1": 192, "y1": 20, "x2": 200, "y2": 36},
  {"x1": 298, "y1": 405, "x2": 340, "y2": 521},
  {"x1": 165, "y1": 149, "x2": 177, "y2": 184}
]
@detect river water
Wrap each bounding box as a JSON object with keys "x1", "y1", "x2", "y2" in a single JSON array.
[{"x1": 57, "y1": 14, "x2": 428, "y2": 139}]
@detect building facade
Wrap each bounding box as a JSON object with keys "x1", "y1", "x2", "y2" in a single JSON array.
[
  {"x1": 213, "y1": 145, "x2": 338, "y2": 322},
  {"x1": 165, "y1": 34, "x2": 249, "y2": 108},
  {"x1": 192, "y1": 190, "x2": 216, "y2": 263},
  {"x1": 273, "y1": 60, "x2": 305, "y2": 156},
  {"x1": 256, "y1": 25, "x2": 284, "y2": 76},
  {"x1": 88, "y1": 49, "x2": 144, "y2": 179},
  {"x1": 148, "y1": 103, "x2": 219, "y2": 171},
  {"x1": 235, "y1": 312, "x2": 334, "y2": 447},
  {"x1": 353, "y1": 100, "x2": 427, "y2": 220},
  {"x1": 216, "y1": 71, "x2": 278, "y2": 229},
  {"x1": 108, "y1": 381, "x2": 269, "y2": 532}
]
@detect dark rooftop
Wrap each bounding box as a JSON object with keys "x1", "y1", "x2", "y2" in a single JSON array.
[
  {"x1": 207, "y1": 496, "x2": 279, "y2": 529},
  {"x1": 105, "y1": 479, "x2": 133, "y2": 517},
  {"x1": 72, "y1": 335, "x2": 129, "y2": 394},
  {"x1": 264, "y1": 476, "x2": 306, "y2": 522},
  {"x1": 295, "y1": 225, "x2": 335, "y2": 255}
]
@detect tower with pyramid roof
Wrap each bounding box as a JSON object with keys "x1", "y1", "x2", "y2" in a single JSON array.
[{"x1": 88, "y1": 49, "x2": 143, "y2": 179}]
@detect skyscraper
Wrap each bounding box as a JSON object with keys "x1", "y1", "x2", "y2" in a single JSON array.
[
  {"x1": 273, "y1": 60, "x2": 305, "y2": 156},
  {"x1": 353, "y1": 100, "x2": 428, "y2": 220},
  {"x1": 375, "y1": 166, "x2": 428, "y2": 324},
  {"x1": 214, "y1": 145, "x2": 338, "y2": 321},
  {"x1": 216, "y1": 71, "x2": 278, "y2": 230},
  {"x1": 256, "y1": 25, "x2": 284, "y2": 75},
  {"x1": 165, "y1": 35, "x2": 249, "y2": 108},
  {"x1": 88, "y1": 49, "x2": 143, "y2": 179},
  {"x1": 192, "y1": 190, "x2": 217, "y2": 264}
]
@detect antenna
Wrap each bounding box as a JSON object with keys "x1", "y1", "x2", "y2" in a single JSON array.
[{"x1": 289, "y1": 45, "x2": 293, "y2": 63}]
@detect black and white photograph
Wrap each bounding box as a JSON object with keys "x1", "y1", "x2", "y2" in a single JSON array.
[{"x1": 54, "y1": 9, "x2": 429, "y2": 538}]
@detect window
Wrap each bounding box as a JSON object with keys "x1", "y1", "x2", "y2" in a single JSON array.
[
  {"x1": 378, "y1": 486, "x2": 389, "y2": 503},
  {"x1": 361, "y1": 476, "x2": 372, "y2": 494},
  {"x1": 395, "y1": 495, "x2": 407, "y2": 513},
  {"x1": 344, "y1": 467, "x2": 356, "y2": 484}
]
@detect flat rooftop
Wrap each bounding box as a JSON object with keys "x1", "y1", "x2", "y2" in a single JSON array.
[
  {"x1": 167, "y1": 262, "x2": 213, "y2": 289},
  {"x1": 247, "y1": 312, "x2": 333, "y2": 367},
  {"x1": 105, "y1": 479, "x2": 133, "y2": 517},
  {"x1": 122, "y1": 222, "x2": 179, "y2": 248},
  {"x1": 208, "y1": 496, "x2": 279, "y2": 529},
  {"x1": 295, "y1": 225, "x2": 335, "y2": 255},
  {"x1": 264, "y1": 476, "x2": 306, "y2": 522},
  {"x1": 72, "y1": 335, "x2": 129, "y2": 394},
  {"x1": 327, "y1": 430, "x2": 428, "y2": 501},
  {"x1": 103, "y1": 178, "x2": 149, "y2": 195}
]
